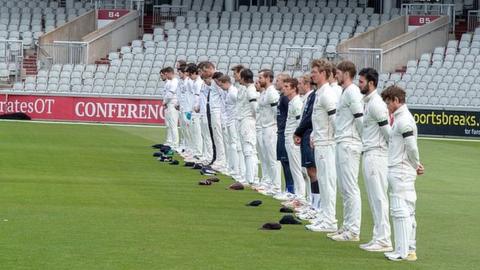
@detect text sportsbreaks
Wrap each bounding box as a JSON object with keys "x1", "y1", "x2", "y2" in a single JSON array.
[{"x1": 413, "y1": 111, "x2": 479, "y2": 127}]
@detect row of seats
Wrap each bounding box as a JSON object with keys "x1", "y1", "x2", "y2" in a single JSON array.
[
  {"x1": 172, "y1": 0, "x2": 370, "y2": 12},
  {"x1": 405, "y1": 32, "x2": 480, "y2": 74},
  {"x1": 0, "y1": 0, "x2": 89, "y2": 9},
  {"x1": 169, "y1": 0, "x2": 230, "y2": 12},
  {"x1": 165, "y1": 14, "x2": 396, "y2": 34},
  {"x1": 11, "y1": 1, "x2": 480, "y2": 109},
  {"x1": 15, "y1": 63, "x2": 165, "y2": 96},
  {"x1": 378, "y1": 77, "x2": 480, "y2": 107},
  {"x1": 375, "y1": 28, "x2": 480, "y2": 108},
  {"x1": 0, "y1": 0, "x2": 92, "y2": 48},
  {"x1": 17, "y1": 0, "x2": 383, "y2": 91},
  {"x1": 109, "y1": 48, "x2": 289, "y2": 67},
  {"x1": 120, "y1": 5, "x2": 388, "y2": 74},
  {"x1": 0, "y1": 62, "x2": 20, "y2": 79},
  {"x1": 403, "y1": 0, "x2": 476, "y2": 16}
]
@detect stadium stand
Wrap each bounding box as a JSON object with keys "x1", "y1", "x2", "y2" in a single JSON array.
[
  {"x1": 2, "y1": 0, "x2": 480, "y2": 109},
  {"x1": 377, "y1": 27, "x2": 480, "y2": 108},
  {"x1": 0, "y1": 0, "x2": 93, "y2": 48},
  {"x1": 10, "y1": 0, "x2": 401, "y2": 96},
  {"x1": 0, "y1": 0, "x2": 94, "y2": 82}
]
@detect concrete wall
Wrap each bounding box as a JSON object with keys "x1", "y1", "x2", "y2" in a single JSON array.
[
  {"x1": 39, "y1": 10, "x2": 96, "y2": 45},
  {"x1": 381, "y1": 16, "x2": 450, "y2": 72},
  {"x1": 337, "y1": 16, "x2": 406, "y2": 53},
  {"x1": 83, "y1": 11, "x2": 140, "y2": 64}
]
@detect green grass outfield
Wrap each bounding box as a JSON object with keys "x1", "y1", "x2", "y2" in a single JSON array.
[{"x1": 0, "y1": 121, "x2": 479, "y2": 270}]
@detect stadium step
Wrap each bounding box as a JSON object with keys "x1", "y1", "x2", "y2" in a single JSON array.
[
  {"x1": 95, "y1": 59, "x2": 110, "y2": 65},
  {"x1": 395, "y1": 66, "x2": 407, "y2": 73},
  {"x1": 455, "y1": 19, "x2": 468, "y2": 40},
  {"x1": 143, "y1": 15, "x2": 154, "y2": 34},
  {"x1": 23, "y1": 54, "x2": 38, "y2": 76}
]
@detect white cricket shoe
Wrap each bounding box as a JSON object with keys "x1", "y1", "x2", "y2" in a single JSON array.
[
  {"x1": 273, "y1": 192, "x2": 295, "y2": 201},
  {"x1": 360, "y1": 242, "x2": 393, "y2": 252},
  {"x1": 295, "y1": 205, "x2": 313, "y2": 213},
  {"x1": 385, "y1": 251, "x2": 417, "y2": 261},
  {"x1": 305, "y1": 222, "x2": 338, "y2": 233},
  {"x1": 359, "y1": 241, "x2": 375, "y2": 249},
  {"x1": 326, "y1": 228, "x2": 345, "y2": 238},
  {"x1": 296, "y1": 209, "x2": 318, "y2": 220},
  {"x1": 254, "y1": 185, "x2": 267, "y2": 191},
  {"x1": 265, "y1": 189, "x2": 279, "y2": 196},
  {"x1": 281, "y1": 199, "x2": 304, "y2": 208},
  {"x1": 258, "y1": 188, "x2": 271, "y2": 195},
  {"x1": 329, "y1": 230, "x2": 360, "y2": 242}
]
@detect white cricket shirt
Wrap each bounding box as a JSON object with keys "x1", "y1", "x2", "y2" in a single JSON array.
[
  {"x1": 311, "y1": 82, "x2": 338, "y2": 146},
  {"x1": 388, "y1": 104, "x2": 418, "y2": 174},
  {"x1": 285, "y1": 95, "x2": 303, "y2": 136},
  {"x1": 362, "y1": 90, "x2": 390, "y2": 153},
  {"x1": 335, "y1": 83, "x2": 363, "y2": 144},
  {"x1": 163, "y1": 77, "x2": 178, "y2": 106},
  {"x1": 258, "y1": 85, "x2": 280, "y2": 128}
]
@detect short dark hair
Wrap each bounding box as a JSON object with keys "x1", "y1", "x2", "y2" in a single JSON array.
[
  {"x1": 212, "y1": 71, "x2": 223, "y2": 80},
  {"x1": 240, "y1": 69, "x2": 254, "y2": 84},
  {"x1": 231, "y1": 64, "x2": 245, "y2": 73},
  {"x1": 185, "y1": 63, "x2": 198, "y2": 74},
  {"x1": 176, "y1": 60, "x2": 187, "y2": 67},
  {"x1": 358, "y1": 68, "x2": 379, "y2": 87},
  {"x1": 177, "y1": 62, "x2": 187, "y2": 73},
  {"x1": 217, "y1": 75, "x2": 232, "y2": 84},
  {"x1": 336, "y1": 61, "x2": 357, "y2": 79},
  {"x1": 203, "y1": 61, "x2": 215, "y2": 70},
  {"x1": 197, "y1": 61, "x2": 208, "y2": 70},
  {"x1": 284, "y1": 77, "x2": 299, "y2": 93},
  {"x1": 381, "y1": 85, "x2": 406, "y2": 104},
  {"x1": 259, "y1": 69, "x2": 274, "y2": 82},
  {"x1": 161, "y1": 66, "x2": 174, "y2": 74}
]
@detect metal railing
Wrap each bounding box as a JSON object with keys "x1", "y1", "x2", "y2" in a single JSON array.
[
  {"x1": 0, "y1": 39, "x2": 23, "y2": 82},
  {"x1": 95, "y1": 0, "x2": 131, "y2": 9},
  {"x1": 401, "y1": 3, "x2": 455, "y2": 33},
  {"x1": 37, "y1": 45, "x2": 53, "y2": 71},
  {"x1": 153, "y1": 4, "x2": 188, "y2": 26},
  {"x1": 334, "y1": 48, "x2": 383, "y2": 73},
  {"x1": 284, "y1": 46, "x2": 324, "y2": 72},
  {"x1": 468, "y1": 10, "x2": 480, "y2": 32},
  {"x1": 38, "y1": 41, "x2": 88, "y2": 66}
]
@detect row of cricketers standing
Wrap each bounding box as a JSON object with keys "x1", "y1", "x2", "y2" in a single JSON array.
[{"x1": 160, "y1": 59, "x2": 424, "y2": 262}]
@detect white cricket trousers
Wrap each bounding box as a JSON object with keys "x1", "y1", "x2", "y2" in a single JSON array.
[
  {"x1": 256, "y1": 127, "x2": 267, "y2": 183},
  {"x1": 165, "y1": 103, "x2": 179, "y2": 147},
  {"x1": 222, "y1": 125, "x2": 230, "y2": 168},
  {"x1": 262, "y1": 125, "x2": 282, "y2": 191},
  {"x1": 336, "y1": 142, "x2": 362, "y2": 235},
  {"x1": 285, "y1": 134, "x2": 306, "y2": 199},
  {"x1": 178, "y1": 111, "x2": 185, "y2": 148},
  {"x1": 239, "y1": 117, "x2": 257, "y2": 184},
  {"x1": 362, "y1": 150, "x2": 391, "y2": 246},
  {"x1": 236, "y1": 119, "x2": 245, "y2": 180},
  {"x1": 179, "y1": 112, "x2": 190, "y2": 151},
  {"x1": 314, "y1": 143, "x2": 338, "y2": 228},
  {"x1": 200, "y1": 115, "x2": 213, "y2": 163},
  {"x1": 210, "y1": 111, "x2": 226, "y2": 167},
  {"x1": 389, "y1": 171, "x2": 417, "y2": 258},
  {"x1": 182, "y1": 112, "x2": 193, "y2": 153},
  {"x1": 225, "y1": 123, "x2": 240, "y2": 177},
  {"x1": 190, "y1": 113, "x2": 203, "y2": 157}
]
